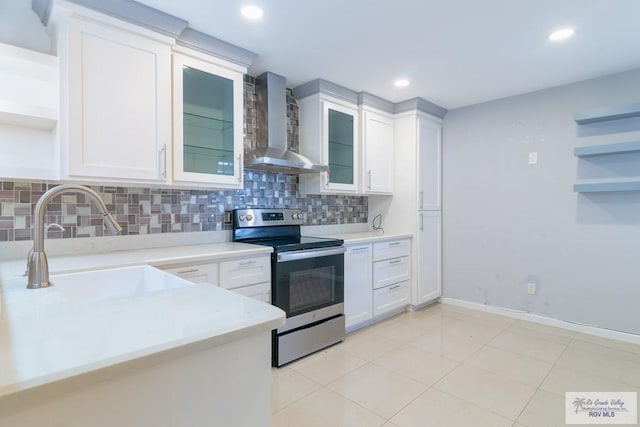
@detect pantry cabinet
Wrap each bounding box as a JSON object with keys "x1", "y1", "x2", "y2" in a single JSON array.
[
  {"x1": 416, "y1": 211, "x2": 442, "y2": 304},
  {"x1": 172, "y1": 50, "x2": 245, "y2": 188},
  {"x1": 59, "y1": 13, "x2": 172, "y2": 183}
]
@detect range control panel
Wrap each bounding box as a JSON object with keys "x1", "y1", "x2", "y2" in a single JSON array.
[{"x1": 232, "y1": 208, "x2": 303, "y2": 228}]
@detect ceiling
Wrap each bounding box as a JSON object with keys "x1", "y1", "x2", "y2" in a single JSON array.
[{"x1": 133, "y1": 0, "x2": 640, "y2": 109}]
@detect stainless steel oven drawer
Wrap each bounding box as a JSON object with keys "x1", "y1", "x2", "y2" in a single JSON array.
[{"x1": 275, "y1": 315, "x2": 345, "y2": 366}]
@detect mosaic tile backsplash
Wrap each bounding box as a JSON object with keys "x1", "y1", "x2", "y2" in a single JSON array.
[
  {"x1": 0, "y1": 176, "x2": 367, "y2": 242},
  {"x1": 0, "y1": 76, "x2": 367, "y2": 242}
]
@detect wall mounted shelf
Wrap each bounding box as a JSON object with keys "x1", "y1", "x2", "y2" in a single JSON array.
[
  {"x1": 575, "y1": 102, "x2": 640, "y2": 124},
  {"x1": 574, "y1": 180, "x2": 640, "y2": 193},
  {"x1": 0, "y1": 43, "x2": 58, "y2": 130},
  {"x1": 574, "y1": 140, "x2": 640, "y2": 157}
]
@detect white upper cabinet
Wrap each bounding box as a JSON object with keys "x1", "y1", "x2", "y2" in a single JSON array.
[
  {"x1": 38, "y1": 1, "x2": 255, "y2": 188},
  {"x1": 58, "y1": 13, "x2": 172, "y2": 183},
  {"x1": 172, "y1": 49, "x2": 245, "y2": 188},
  {"x1": 360, "y1": 107, "x2": 394, "y2": 195},
  {"x1": 297, "y1": 93, "x2": 359, "y2": 194},
  {"x1": 418, "y1": 116, "x2": 442, "y2": 210}
]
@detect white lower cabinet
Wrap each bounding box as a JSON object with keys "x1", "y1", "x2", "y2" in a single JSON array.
[
  {"x1": 232, "y1": 281, "x2": 271, "y2": 303},
  {"x1": 371, "y1": 238, "x2": 411, "y2": 317},
  {"x1": 162, "y1": 263, "x2": 219, "y2": 286},
  {"x1": 160, "y1": 254, "x2": 271, "y2": 303},
  {"x1": 344, "y1": 244, "x2": 373, "y2": 331},
  {"x1": 373, "y1": 281, "x2": 410, "y2": 316},
  {"x1": 219, "y1": 256, "x2": 270, "y2": 289}
]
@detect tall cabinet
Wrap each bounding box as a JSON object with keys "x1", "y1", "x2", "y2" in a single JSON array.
[{"x1": 371, "y1": 109, "x2": 443, "y2": 307}]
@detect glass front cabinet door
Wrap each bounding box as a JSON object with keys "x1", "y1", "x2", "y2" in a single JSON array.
[
  {"x1": 298, "y1": 95, "x2": 359, "y2": 194},
  {"x1": 172, "y1": 52, "x2": 244, "y2": 187}
]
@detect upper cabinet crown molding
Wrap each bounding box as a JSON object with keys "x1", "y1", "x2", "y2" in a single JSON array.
[
  {"x1": 358, "y1": 92, "x2": 394, "y2": 114},
  {"x1": 176, "y1": 29, "x2": 257, "y2": 68},
  {"x1": 33, "y1": 0, "x2": 256, "y2": 68},
  {"x1": 294, "y1": 79, "x2": 359, "y2": 105},
  {"x1": 394, "y1": 97, "x2": 447, "y2": 119},
  {"x1": 32, "y1": 0, "x2": 188, "y2": 38}
]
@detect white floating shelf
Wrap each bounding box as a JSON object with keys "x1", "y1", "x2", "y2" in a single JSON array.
[
  {"x1": 574, "y1": 140, "x2": 640, "y2": 157},
  {"x1": 575, "y1": 102, "x2": 640, "y2": 124},
  {"x1": 0, "y1": 42, "x2": 58, "y2": 130},
  {"x1": 574, "y1": 180, "x2": 640, "y2": 193}
]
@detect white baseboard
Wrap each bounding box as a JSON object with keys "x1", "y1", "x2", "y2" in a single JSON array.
[{"x1": 441, "y1": 298, "x2": 640, "y2": 346}]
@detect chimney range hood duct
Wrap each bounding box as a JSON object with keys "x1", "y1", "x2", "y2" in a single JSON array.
[{"x1": 245, "y1": 72, "x2": 329, "y2": 174}]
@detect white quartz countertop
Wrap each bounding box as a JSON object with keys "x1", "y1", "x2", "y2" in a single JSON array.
[
  {"x1": 0, "y1": 271, "x2": 284, "y2": 401},
  {"x1": 325, "y1": 231, "x2": 413, "y2": 244},
  {"x1": 0, "y1": 242, "x2": 272, "y2": 282}
]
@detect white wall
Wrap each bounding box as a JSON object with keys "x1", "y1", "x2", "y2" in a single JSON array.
[
  {"x1": 0, "y1": 0, "x2": 51, "y2": 52},
  {"x1": 442, "y1": 68, "x2": 640, "y2": 335}
]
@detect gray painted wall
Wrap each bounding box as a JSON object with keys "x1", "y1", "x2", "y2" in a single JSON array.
[
  {"x1": 0, "y1": 0, "x2": 51, "y2": 53},
  {"x1": 442, "y1": 68, "x2": 640, "y2": 335}
]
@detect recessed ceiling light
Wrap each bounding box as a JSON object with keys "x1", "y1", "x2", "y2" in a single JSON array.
[
  {"x1": 548, "y1": 27, "x2": 574, "y2": 41},
  {"x1": 241, "y1": 5, "x2": 264, "y2": 20},
  {"x1": 394, "y1": 79, "x2": 410, "y2": 88}
]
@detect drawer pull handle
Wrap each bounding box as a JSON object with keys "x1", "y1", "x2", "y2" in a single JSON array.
[
  {"x1": 389, "y1": 242, "x2": 401, "y2": 246},
  {"x1": 177, "y1": 268, "x2": 199, "y2": 275},
  {"x1": 389, "y1": 284, "x2": 402, "y2": 290},
  {"x1": 351, "y1": 247, "x2": 369, "y2": 252},
  {"x1": 239, "y1": 260, "x2": 256, "y2": 266},
  {"x1": 389, "y1": 259, "x2": 403, "y2": 264}
]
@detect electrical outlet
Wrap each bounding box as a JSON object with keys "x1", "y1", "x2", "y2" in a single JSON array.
[
  {"x1": 527, "y1": 282, "x2": 536, "y2": 295},
  {"x1": 528, "y1": 152, "x2": 538, "y2": 165}
]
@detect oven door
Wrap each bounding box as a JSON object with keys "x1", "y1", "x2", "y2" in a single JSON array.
[{"x1": 272, "y1": 246, "x2": 345, "y2": 319}]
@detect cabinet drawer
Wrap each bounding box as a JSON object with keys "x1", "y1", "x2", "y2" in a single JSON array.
[
  {"x1": 162, "y1": 263, "x2": 219, "y2": 285},
  {"x1": 373, "y1": 239, "x2": 410, "y2": 261},
  {"x1": 373, "y1": 256, "x2": 409, "y2": 289},
  {"x1": 219, "y1": 256, "x2": 270, "y2": 289},
  {"x1": 373, "y1": 281, "x2": 410, "y2": 316},
  {"x1": 231, "y1": 281, "x2": 271, "y2": 303}
]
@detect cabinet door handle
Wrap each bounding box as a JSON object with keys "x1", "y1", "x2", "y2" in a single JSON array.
[
  {"x1": 325, "y1": 171, "x2": 330, "y2": 187},
  {"x1": 160, "y1": 145, "x2": 167, "y2": 179},
  {"x1": 389, "y1": 259, "x2": 403, "y2": 264},
  {"x1": 419, "y1": 191, "x2": 424, "y2": 209},
  {"x1": 367, "y1": 170, "x2": 372, "y2": 189},
  {"x1": 238, "y1": 260, "x2": 256, "y2": 266},
  {"x1": 420, "y1": 212, "x2": 424, "y2": 231},
  {"x1": 236, "y1": 154, "x2": 242, "y2": 183},
  {"x1": 177, "y1": 268, "x2": 199, "y2": 275}
]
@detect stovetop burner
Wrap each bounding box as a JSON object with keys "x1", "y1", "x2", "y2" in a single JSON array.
[
  {"x1": 230, "y1": 208, "x2": 343, "y2": 252},
  {"x1": 245, "y1": 236, "x2": 344, "y2": 253}
]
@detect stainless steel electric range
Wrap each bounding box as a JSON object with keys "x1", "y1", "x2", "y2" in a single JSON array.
[{"x1": 231, "y1": 208, "x2": 345, "y2": 367}]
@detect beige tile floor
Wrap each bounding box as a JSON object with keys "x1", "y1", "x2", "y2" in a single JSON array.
[{"x1": 271, "y1": 303, "x2": 640, "y2": 427}]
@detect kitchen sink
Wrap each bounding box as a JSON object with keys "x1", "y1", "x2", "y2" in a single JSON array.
[{"x1": 51, "y1": 265, "x2": 192, "y2": 304}]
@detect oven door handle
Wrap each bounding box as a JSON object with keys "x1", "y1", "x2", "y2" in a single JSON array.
[{"x1": 277, "y1": 246, "x2": 346, "y2": 263}]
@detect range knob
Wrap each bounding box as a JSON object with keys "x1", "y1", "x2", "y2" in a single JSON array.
[
  {"x1": 239, "y1": 215, "x2": 245, "y2": 221},
  {"x1": 292, "y1": 213, "x2": 297, "y2": 220},
  {"x1": 296, "y1": 213, "x2": 302, "y2": 220},
  {"x1": 246, "y1": 214, "x2": 253, "y2": 221}
]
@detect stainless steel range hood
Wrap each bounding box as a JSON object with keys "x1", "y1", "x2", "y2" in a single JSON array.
[{"x1": 245, "y1": 72, "x2": 329, "y2": 174}]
